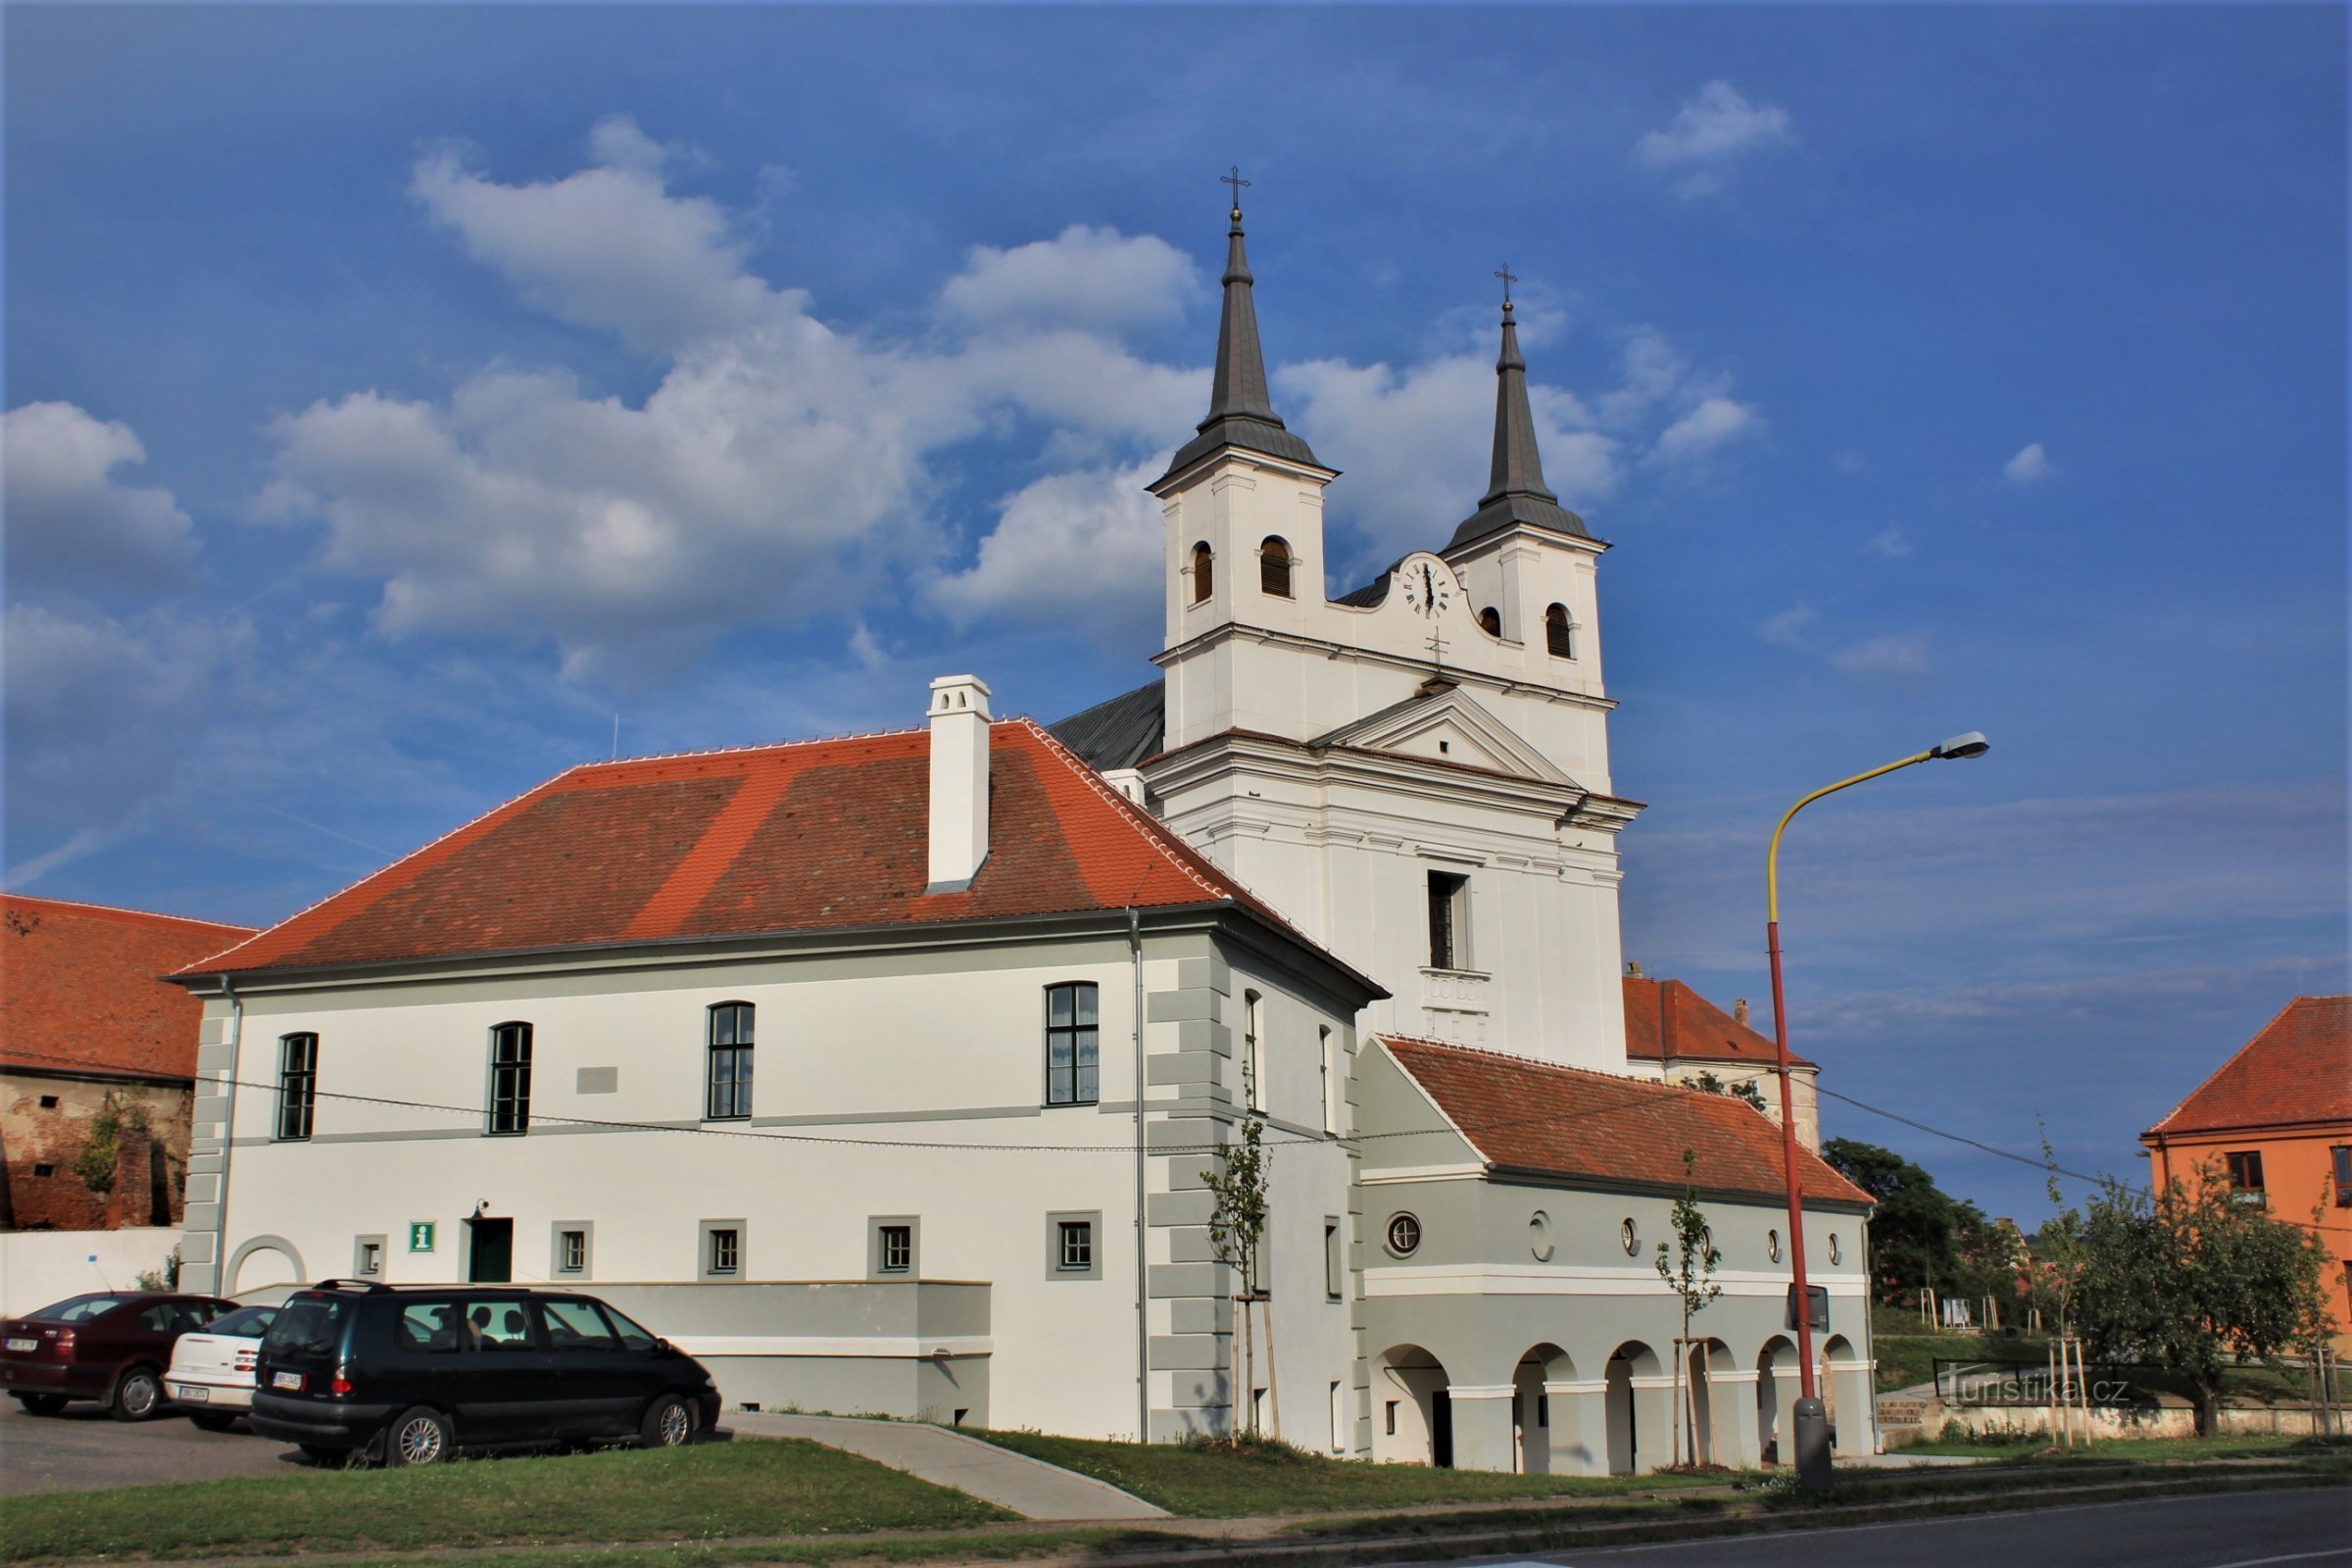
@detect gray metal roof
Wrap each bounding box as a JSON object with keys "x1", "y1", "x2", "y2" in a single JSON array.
[
  {"x1": 1446, "y1": 302, "x2": 1591, "y2": 550},
  {"x1": 1155, "y1": 198, "x2": 1324, "y2": 485},
  {"x1": 1048, "y1": 679, "x2": 1166, "y2": 771}
]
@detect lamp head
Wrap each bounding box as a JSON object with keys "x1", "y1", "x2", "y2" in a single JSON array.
[{"x1": 1930, "y1": 731, "x2": 1990, "y2": 760}]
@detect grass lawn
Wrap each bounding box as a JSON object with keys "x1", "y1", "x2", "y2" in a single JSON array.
[
  {"x1": 0, "y1": 1438, "x2": 1009, "y2": 1564},
  {"x1": 971, "y1": 1430, "x2": 1742, "y2": 1517},
  {"x1": 1892, "y1": 1432, "x2": 2352, "y2": 1463}
]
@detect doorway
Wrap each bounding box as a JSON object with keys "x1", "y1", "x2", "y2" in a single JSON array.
[
  {"x1": 1431, "y1": 1389, "x2": 1454, "y2": 1468},
  {"x1": 467, "y1": 1216, "x2": 514, "y2": 1282}
]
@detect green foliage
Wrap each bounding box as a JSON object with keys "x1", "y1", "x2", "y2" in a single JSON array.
[
  {"x1": 1822, "y1": 1137, "x2": 1962, "y2": 1303},
  {"x1": 2071, "y1": 1163, "x2": 2332, "y2": 1435},
  {"x1": 70, "y1": 1093, "x2": 146, "y2": 1196},
  {"x1": 1653, "y1": 1149, "x2": 1724, "y2": 1322},
  {"x1": 1690, "y1": 1072, "x2": 1769, "y2": 1113},
  {"x1": 1200, "y1": 1058, "x2": 1271, "y2": 1434},
  {"x1": 135, "y1": 1247, "x2": 184, "y2": 1292}
]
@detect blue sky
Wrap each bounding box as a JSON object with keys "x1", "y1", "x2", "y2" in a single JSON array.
[{"x1": 7, "y1": 5, "x2": 2344, "y2": 1221}]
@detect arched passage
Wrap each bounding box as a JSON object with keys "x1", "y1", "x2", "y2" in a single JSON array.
[
  {"x1": 1509, "y1": 1343, "x2": 1573, "y2": 1474},
  {"x1": 1603, "y1": 1341, "x2": 1661, "y2": 1475},
  {"x1": 226, "y1": 1235, "x2": 305, "y2": 1296},
  {"x1": 1756, "y1": 1335, "x2": 1797, "y2": 1465},
  {"x1": 1374, "y1": 1344, "x2": 1452, "y2": 1467},
  {"x1": 1683, "y1": 1337, "x2": 1740, "y2": 1466},
  {"x1": 1822, "y1": 1334, "x2": 1865, "y2": 1456}
]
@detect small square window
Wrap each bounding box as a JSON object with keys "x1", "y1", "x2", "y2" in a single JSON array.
[
  {"x1": 355, "y1": 1239, "x2": 384, "y2": 1277},
  {"x1": 561, "y1": 1231, "x2": 586, "y2": 1272},
  {"x1": 551, "y1": 1221, "x2": 595, "y2": 1278},
  {"x1": 879, "y1": 1226, "x2": 911, "y2": 1272},
  {"x1": 698, "y1": 1219, "x2": 746, "y2": 1280},
  {"x1": 32, "y1": 1162, "x2": 55, "y2": 1178},
  {"x1": 1058, "y1": 1221, "x2": 1093, "y2": 1271},
  {"x1": 1046, "y1": 1210, "x2": 1102, "y2": 1280},
  {"x1": 868, "y1": 1215, "x2": 920, "y2": 1279},
  {"x1": 2225, "y1": 1151, "x2": 2267, "y2": 1198},
  {"x1": 37, "y1": 1095, "x2": 59, "y2": 1109}
]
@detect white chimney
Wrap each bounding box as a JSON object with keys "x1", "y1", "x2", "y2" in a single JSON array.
[{"x1": 926, "y1": 674, "x2": 993, "y2": 892}]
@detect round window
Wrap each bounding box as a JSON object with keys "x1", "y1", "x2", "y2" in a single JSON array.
[
  {"x1": 1767, "y1": 1228, "x2": 1782, "y2": 1263},
  {"x1": 1827, "y1": 1232, "x2": 1842, "y2": 1265},
  {"x1": 1528, "y1": 1209, "x2": 1554, "y2": 1262},
  {"x1": 1620, "y1": 1217, "x2": 1640, "y2": 1256},
  {"x1": 1386, "y1": 1213, "x2": 1422, "y2": 1257}
]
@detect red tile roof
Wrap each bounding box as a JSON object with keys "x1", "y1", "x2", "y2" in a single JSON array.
[
  {"x1": 2142, "y1": 996, "x2": 2352, "y2": 1140},
  {"x1": 180, "y1": 720, "x2": 1330, "y2": 979},
  {"x1": 1383, "y1": 1037, "x2": 1872, "y2": 1206},
  {"x1": 2, "y1": 897, "x2": 256, "y2": 1082},
  {"x1": 1624, "y1": 975, "x2": 1814, "y2": 1070}
]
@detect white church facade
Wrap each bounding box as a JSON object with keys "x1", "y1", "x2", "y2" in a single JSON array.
[{"x1": 172, "y1": 193, "x2": 1878, "y2": 1472}]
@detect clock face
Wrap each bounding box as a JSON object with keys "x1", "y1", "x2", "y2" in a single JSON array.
[{"x1": 1400, "y1": 560, "x2": 1454, "y2": 618}]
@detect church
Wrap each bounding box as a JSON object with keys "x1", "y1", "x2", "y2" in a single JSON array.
[{"x1": 168, "y1": 192, "x2": 1877, "y2": 1474}]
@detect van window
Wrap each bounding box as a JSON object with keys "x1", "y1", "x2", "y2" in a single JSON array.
[
  {"x1": 457, "y1": 1299, "x2": 537, "y2": 1350},
  {"x1": 397, "y1": 1300, "x2": 465, "y2": 1353},
  {"x1": 597, "y1": 1304, "x2": 659, "y2": 1351},
  {"x1": 265, "y1": 1297, "x2": 347, "y2": 1357},
  {"x1": 541, "y1": 1299, "x2": 619, "y2": 1350}
]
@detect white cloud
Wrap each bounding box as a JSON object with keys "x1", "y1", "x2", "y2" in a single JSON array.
[
  {"x1": 1832, "y1": 632, "x2": 1933, "y2": 680},
  {"x1": 3, "y1": 402, "x2": 197, "y2": 592},
  {"x1": 1759, "y1": 604, "x2": 1816, "y2": 650},
  {"x1": 1649, "y1": 396, "x2": 1761, "y2": 466},
  {"x1": 928, "y1": 456, "x2": 1169, "y2": 641},
  {"x1": 1280, "y1": 355, "x2": 1619, "y2": 562},
  {"x1": 1636, "y1": 81, "x2": 1793, "y2": 198},
  {"x1": 938, "y1": 225, "x2": 1202, "y2": 336},
  {"x1": 1865, "y1": 524, "x2": 1913, "y2": 560},
  {"x1": 2002, "y1": 442, "x2": 2054, "y2": 484}
]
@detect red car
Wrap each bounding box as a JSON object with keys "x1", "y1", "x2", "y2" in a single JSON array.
[{"x1": 2, "y1": 1292, "x2": 236, "y2": 1420}]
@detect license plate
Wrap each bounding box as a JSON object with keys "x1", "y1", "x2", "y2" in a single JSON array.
[
  {"x1": 3, "y1": 1338, "x2": 34, "y2": 1352},
  {"x1": 174, "y1": 1385, "x2": 210, "y2": 1402},
  {"x1": 271, "y1": 1371, "x2": 304, "y2": 1391}
]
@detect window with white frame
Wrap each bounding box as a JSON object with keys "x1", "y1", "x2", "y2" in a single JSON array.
[
  {"x1": 698, "y1": 1220, "x2": 744, "y2": 1280},
  {"x1": 1045, "y1": 983, "x2": 1100, "y2": 1105},
  {"x1": 1243, "y1": 991, "x2": 1265, "y2": 1111},
  {"x1": 1319, "y1": 1026, "x2": 1338, "y2": 1135},
  {"x1": 1427, "y1": 871, "x2": 1471, "y2": 970},
  {"x1": 707, "y1": 1002, "x2": 754, "y2": 1120},
  {"x1": 276, "y1": 1033, "x2": 318, "y2": 1141},
  {"x1": 487, "y1": 1021, "x2": 532, "y2": 1135}
]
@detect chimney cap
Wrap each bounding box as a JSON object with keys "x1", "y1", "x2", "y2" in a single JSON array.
[{"x1": 928, "y1": 673, "x2": 993, "y2": 718}]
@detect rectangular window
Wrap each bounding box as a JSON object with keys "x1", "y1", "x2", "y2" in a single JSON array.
[
  {"x1": 1045, "y1": 983, "x2": 1100, "y2": 1105},
  {"x1": 1427, "y1": 871, "x2": 1471, "y2": 970},
  {"x1": 1058, "y1": 1220, "x2": 1093, "y2": 1272},
  {"x1": 1385, "y1": 1400, "x2": 1398, "y2": 1436},
  {"x1": 1319, "y1": 1027, "x2": 1338, "y2": 1135},
  {"x1": 708, "y1": 1227, "x2": 740, "y2": 1276},
  {"x1": 396, "y1": 1299, "x2": 465, "y2": 1354},
  {"x1": 560, "y1": 1230, "x2": 587, "y2": 1274},
  {"x1": 466, "y1": 1298, "x2": 537, "y2": 1350},
  {"x1": 1329, "y1": 1381, "x2": 1346, "y2": 1453},
  {"x1": 707, "y1": 1003, "x2": 755, "y2": 1120},
  {"x1": 540, "y1": 1298, "x2": 619, "y2": 1350},
  {"x1": 2332, "y1": 1146, "x2": 2352, "y2": 1206},
  {"x1": 355, "y1": 1238, "x2": 384, "y2": 1277},
  {"x1": 1324, "y1": 1218, "x2": 1343, "y2": 1300},
  {"x1": 276, "y1": 1033, "x2": 318, "y2": 1141},
  {"x1": 488, "y1": 1022, "x2": 533, "y2": 1135},
  {"x1": 2225, "y1": 1150, "x2": 2267, "y2": 1197},
  {"x1": 1243, "y1": 992, "x2": 1265, "y2": 1111},
  {"x1": 878, "y1": 1225, "x2": 912, "y2": 1273}
]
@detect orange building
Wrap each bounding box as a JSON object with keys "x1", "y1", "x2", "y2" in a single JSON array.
[{"x1": 2140, "y1": 995, "x2": 2352, "y2": 1348}]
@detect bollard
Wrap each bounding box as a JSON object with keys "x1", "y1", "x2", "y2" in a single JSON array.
[{"x1": 1793, "y1": 1396, "x2": 1834, "y2": 1492}]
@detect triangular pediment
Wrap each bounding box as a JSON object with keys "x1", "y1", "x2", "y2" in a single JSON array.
[{"x1": 1308, "y1": 687, "x2": 1577, "y2": 787}]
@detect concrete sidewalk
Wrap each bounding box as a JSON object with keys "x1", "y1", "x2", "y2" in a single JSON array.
[{"x1": 724, "y1": 1412, "x2": 1171, "y2": 1521}]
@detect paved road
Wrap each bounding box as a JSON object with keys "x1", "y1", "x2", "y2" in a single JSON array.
[
  {"x1": 1454, "y1": 1487, "x2": 2352, "y2": 1567},
  {"x1": 0, "y1": 1402, "x2": 316, "y2": 1495}
]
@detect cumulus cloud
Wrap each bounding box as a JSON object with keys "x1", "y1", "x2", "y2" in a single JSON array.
[
  {"x1": 1636, "y1": 81, "x2": 1793, "y2": 198},
  {"x1": 2002, "y1": 442, "x2": 2054, "y2": 483},
  {"x1": 929, "y1": 455, "x2": 1169, "y2": 642},
  {"x1": 1759, "y1": 604, "x2": 1816, "y2": 650},
  {"x1": 1832, "y1": 632, "x2": 1932, "y2": 680},
  {"x1": 3, "y1": 402, "x2": 197, "y2": 593},
  {"x1": 1865, "y1": 524, "x2": 1913, "y2": 560},
  {"x1": 1649, "y1": 396, "x2": 1761, "y2": 467},
  {"x1": 938, "y1": 225, "x2": 1202, "y2": 336}
]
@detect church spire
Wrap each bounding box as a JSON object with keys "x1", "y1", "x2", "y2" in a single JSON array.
[
  {"x1": 1446, "y1": 272, "x2": 1589, "y2": 550},
  {"x1": 1156, "y1": 170, "x2": 1324, "y2": 483}
]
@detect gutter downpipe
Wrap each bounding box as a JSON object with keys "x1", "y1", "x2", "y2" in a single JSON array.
[
  {"x1": 1130, "y1": 907, "x2": 1150, "y2": 1445},
  {"x1": 213, "y1": 974, "x2": 243, "y2": 1297}
]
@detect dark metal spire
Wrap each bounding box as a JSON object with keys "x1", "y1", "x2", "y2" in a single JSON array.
[
  {"x1": 1156, "y1": 170, "x2": 1324, "y2": 484},
  {"x1": 1447, "y1": 275, "x2": 1589, "y2": 549}
]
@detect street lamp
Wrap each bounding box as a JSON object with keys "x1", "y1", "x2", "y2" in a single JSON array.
[{"x1": 1765, "y1": 731, "x2": 1987, "y2": 1492}]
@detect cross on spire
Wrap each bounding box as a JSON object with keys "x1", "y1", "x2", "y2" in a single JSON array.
[
  {"x1": 1494, "y1": 263, "x2": 1518, "y2": 311},
  {"x1": 1221, "y1": 165, "x2": 1250, "y2": 216}
]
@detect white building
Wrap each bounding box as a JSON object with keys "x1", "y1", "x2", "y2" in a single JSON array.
[{"x1": 175, "y1": 193, "x2": 1876, "y2": 1472}]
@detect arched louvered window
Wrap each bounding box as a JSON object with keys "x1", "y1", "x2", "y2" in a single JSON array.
[
  {"x1": 1545, "y1": 603, "x2": 1576, "y2": 659},
  {"x1": 1478, "y1": 607, "x2": 1501, "y2": 636},
  {"x1": 1190, "y1": 542, "x2": 1215, "y2": 604},
  {"x1": 1259, "y1": 537, "x2": 1294, "y2": 598}
]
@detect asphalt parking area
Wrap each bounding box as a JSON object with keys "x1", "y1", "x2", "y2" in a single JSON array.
[{"x1": 0, "y1": 1401, "x2": 321, "y2": 1495}]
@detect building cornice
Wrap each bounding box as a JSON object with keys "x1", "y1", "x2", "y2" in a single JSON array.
[{"x1": 1152, "y1": 621, "x2": 1618, "y2": 714}]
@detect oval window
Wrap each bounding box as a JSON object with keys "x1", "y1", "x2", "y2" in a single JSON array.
[
  {"x1": 1386, "y1": 1213, "x2": 1422, "y2": 1257},
  {"x1": 1767, "y1": 1228, "x2": 1782, "y2": 1263},
  {"x1": 1827, "y1": 1232, "x2": 1842, "y2": 1265},
  {"x1": 1620, "y1": 1217, "x2": 1640, "y2": 1256},
  {"x1": 1528, "y1": 1209, "x2": 1553, "y2": 1262}
]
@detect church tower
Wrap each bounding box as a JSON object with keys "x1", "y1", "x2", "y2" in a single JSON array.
[{"x1": 1126, "y1": 200, "x2": 1638, "y2": 1072}]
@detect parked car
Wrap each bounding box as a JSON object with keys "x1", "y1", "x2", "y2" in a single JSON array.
[
  {"x1": 1, "y1": 1292, "x2": 237, "y2": 1420},
  {"x1": 249, "y1": 1282, "x2": 720, "y2": 1465},
  {"x1": 165, "y1": 1303, "x2": 280, "y2": 1430}
]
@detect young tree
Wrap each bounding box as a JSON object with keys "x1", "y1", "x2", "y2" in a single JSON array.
[
  {"x1": 2072, "y1": 1163, "x2": 2330, "y2": 1436},
  {"x1": 1653, "y1": 1149, "x2": 1724, "y2": 1465},
  {"x1": 1200, "y1": 1062, "x2": 1271, "y2": 1439}
]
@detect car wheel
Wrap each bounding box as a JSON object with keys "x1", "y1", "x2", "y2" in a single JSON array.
[
  {"x1": 385, "y1": 1406, "x2": 453, "y2": 1467},
  {"x1": 14, "y1": 1394, "x2": 69, "y2": 1415},
  {"x1": 639, "y1": 1394, "x2": 694, "y2": 1449},
  {"x1": 110, "y1": 1366, "x2": 165, "y2": 1422},
  {"x1": 188, "y1": 1411, "x2": 239, "y2": 1433}
]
